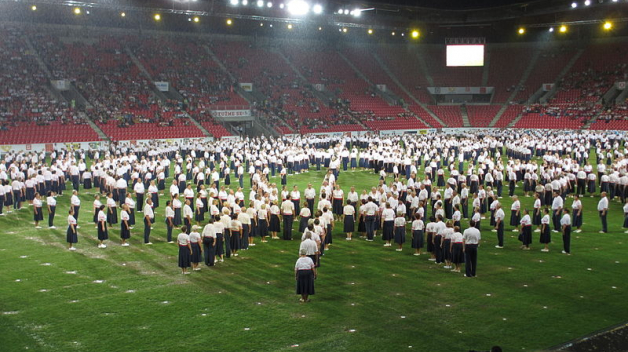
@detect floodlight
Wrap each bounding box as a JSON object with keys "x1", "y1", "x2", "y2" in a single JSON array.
[{"x1": 287, "y1": 0, "x2": 310, "y2": 15}]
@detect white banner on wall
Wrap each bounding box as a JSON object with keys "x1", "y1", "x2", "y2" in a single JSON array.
[
  {"x1": 428, "y1": 87, "x2": 494, "y2": 95},
  {"x1": 154, "y1": 81, "x2": 170, "y2": 92},
  {"x1": 51, "y1": 79, "x2": 71, "y2": 91},
  {"x1": 212, "y1": 110, "x2": 251, "y2": 118},
  {"x1": 239, "y1": 83, "x2": 253, "y2": 92}
]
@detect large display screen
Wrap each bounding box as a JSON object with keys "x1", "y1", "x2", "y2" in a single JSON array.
[{"x1": 446, "y1": 45, "x2": 485, "y2": 67}]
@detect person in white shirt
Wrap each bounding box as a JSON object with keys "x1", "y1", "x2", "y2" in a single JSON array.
[
  {"x1": 189, "y1": 225, "x2": 203, "y2": 271},
  {"x1": 125, "y1": 194, "x2": 136, "y2": 229},
  {"x1": 165, "y1": 200, "x2": 175, "y2": 243},
  {"x1": 572, "y1": 195, "x2": 583, "y2": 233},
  {"x1": 411, "y1": 213, "x2": 424, "y2": 256},
  {"x1": 393, "y1": 211, "x2": 406, "y2": 251},
  {"x1": 494, "y1": 204, "x2": 505, "y2": 248},
  {"x1": 134, "y1": 181, "x2": 145, "y2": 212},
  {"x1": 381, "y1": 202, "x2": 395, "y2": 247},
  {"x1": 144, "y1": 198, "x2": 155, "y2": 244},
  {"x1": 342, "y1": 200, "x2": 355, "y2": 240},
  {"x1": 120, "y1": 204, "x2": 131, "y2": 246},
  {"x1": 598, "y1": 192, "x2": 609, "y2": 233},
  {"x1": 364, "y1": 197, "x2": 378, "y2": 241},
  {"x1": 551, "y1": 191, "x2": 563, "y2": 233},
  {"x1": 33, "y1": 193, "x2": 43, "y2": 229},
  {"x1": 183, "y1": 199, "x2": 193, "y2": 234},
  {"x1": 560, "y1": 208, "x2": 572, "y2": 255},
  {"x1": 295, "y1": 248, "x2": 316, "y2": 303},
  {"x1": 281, "y1": 198, "x2": 295, "y2": 240},
  {"x1": 70, "y1": 190, "x2": 81, "y2": 224},
  {"x1": 46, "y1": 191, "x2": 57, "y2": 229},
  {"x1": 510, "y1": 195, "x2": 521, "y2": 232},
  {"x1": 202, "y1": 221, "x2": 216, "y2": 266},
  {"x1": 540, "y1": 208, "x2": 551, "y2": 252},
  {"x1": 96, "y1": 205, "x2": 108, "y2": 248},
  {"x1": 450, "y1": 227, "x2": 464, "y2": 273},
  {"x1": 66, "y1": 209, "x2": 78, "y2": 251},
  {"x1": 519, "y1": 209, "x2": 532, "y2": 250},
  {"x1": 462, "y1": 226, "x2": 481, "y2": 277},
  {"x1": 177, "y1": 227, "x2": 192, "y2": 274}
]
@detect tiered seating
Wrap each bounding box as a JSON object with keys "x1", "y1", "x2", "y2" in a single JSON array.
[
  {"x1": 466, "y1": 105, "x2": 501, "y2": 127},
  {"x1": 375, "y1": 46, "x2": 433, "y2": 104},
  {"x1": 591, "y1": 103, "x2": 628, "y2": 130},
  {"x1": 513, "y1": 48, "x2": 577, "y2": 102},
  {"x1": 0, "y1": 25, "x2": 96, "y2": 144},
  {"x1": 98, "y1": 118, "x2": 204, "y2": 141},
  {"x1": 364, "y1": 117, "x2": 428, "y2": 131},
  {"x1": 423, "y1": 47, "x2": 483, "y2": 87},
  {"x1": 408, "y1": 105, "x2": 443, "y2": 128},
  {"x1": 487, "y1": 47, "x2": 534, "y2": 103},
  {"x1": 551, "y1": 43, "x2": 627, "y2": 104},
  {"x1": 514, "y1": 104, "x2": 591, "y2": 129},
  {"x1": 492, "y1": 105, "x2": 522, "y2": 128},
  {"x1": 200, "y1": 121, "x2": 231, "y2": 138},
  {"x1": 429, "y1": 105, "x2": 463, "y2": 127},
  {"x1": 342, "y1": 46, "x2": 414, "y2": 104}
]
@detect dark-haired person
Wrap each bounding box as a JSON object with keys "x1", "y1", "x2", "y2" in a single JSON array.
[
  {"x1": 33, "y1": 193, "x2": 43, "y2": 229},
  {"x1": 120, "y1": 203, "x2": 131, "y2": 247},
  {"x1": 46, "y1": 191, "x2": 56, "y2": 229},
  {"x1": 532, "y1": 193, "x2": 542, "y2": 233},
  {"x1": 597, "y1": 192, "x2": 608, "y2": 234},
  {"x1": 144, "y1": 198, "x2": 154, "y2": 245},
  {"x1": 106, "y1": 192, "x2": 118, "y2": 227},
  {"x1": 67, "y1": 209, "x2": 78, "y2": 251},
  {"x1": 202, "y1": 221, "x2": 216, "y2": 267},
  {"x1": 342, "y1": 199, "x2": 355, "y2": 241},
  {"x1": 97, "y1": 205, "x2": 108, "y2": 248},
  {"x1": 295, "y1": 248, "x2": 316, "y2": 303},
  {"x1": 519, "y1": 209, "x2": 532, "y2": 250},
  {"x1": 561, "y1": 208, "x2": 572, "y2": 255},
  {"x1": 462, "y1": 223, "x2": 481, "y2": 277},
  {"x1": 540, "y1": 208, "x2": 551, "y2": 252},
  {"x1": 177, "y1": 226, "x2": 191, "y2": 275},
  {"x1": 230, "y1": 213, "x2": 243, "y2": 257},
  {"x1": 494, "y1": 203, "x2": 505, "y2": 249},
  {"x1": 165, "y1": 200, "x2": 175, "y2": 243},
  {"x1": 393, "y1": 211, "x2": 406, "y2": 252}
]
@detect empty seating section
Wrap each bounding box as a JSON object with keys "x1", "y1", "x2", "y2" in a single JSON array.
[
  {"x1": 375, "y1": 46, "x2": 433, "y2": 104},
  {"x1": 408, "y1": 105, "x2": 443, "y2": 128},
  {"x1": 513, "y1": 48, "x2": 576, "y2": 103},
  {"x1": 466, "y1": 105, "x2": 501, "y2": 127},
  {"x1": 492, "y1": 105, "x2": 522, "y2": 128},
  {"x1": 429, "y1": 106, "x2": 463, "y2": 127},
  {"x1": 99, "y1": 118, "x2": 204, "y2": 142},
  {"x1": 488, "y1": 47, "x2": 534, "y2": 103},
  {"x1": 0, "y1": 25, "x2": 97, "y2": 144}
]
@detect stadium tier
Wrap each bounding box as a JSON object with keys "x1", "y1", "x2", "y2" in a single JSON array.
[{"x1": 1, "y1": 23, "x2": 628, "y2": 144}]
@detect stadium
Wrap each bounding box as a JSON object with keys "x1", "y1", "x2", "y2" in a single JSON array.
[{"x1": 0, "y1": 0, "x2": 627, "y2": 351}]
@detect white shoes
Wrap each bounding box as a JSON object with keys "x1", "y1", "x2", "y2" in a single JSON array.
[
  {"x1": 35, "y1": 226, "x2": 42, "y2": 229},
  {"x1": 574, "y1": 229, "x2": 582, "y2": 233},
  {"x1": 541, "y1": 249, "x2": 549, "y2": 252},
  {"x1": 495, "y1": 245, "x2": 503, "y2": 249},
  {"x1": 49, "y1": 226, "x2": 56, "y2": 229},
  {"x1": 534, "y1": 229, "x2": 541, "y2": 232},
  {"x1": 512, "y1": 229, "x2": 518, "y2": 232},
  {"x1": 145, "y1": 242, "x2": 153, "y2": 245},
  {"x1": 69, "y1": 247, "x2": 76, "y2": 251},
  {"x1": 98, "y1": 244, "x2": 107, "y2": 248},
  {"x1": 395, "y1": 248, "x2": 402, "y2": 251},
  {"x1": 122, "y1": 243, "x2": 130, "y2": 247}
]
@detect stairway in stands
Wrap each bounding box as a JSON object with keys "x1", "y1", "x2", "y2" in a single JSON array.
[
  {"x1": 460, "y1": 105, "x2": 471, "y2": 127},
  {"x1": 489, "y1": 49, "x2": 541, "y2": 127},
  {"x1": 371, "y1": 52, "x2": 442, "y2": 128}
]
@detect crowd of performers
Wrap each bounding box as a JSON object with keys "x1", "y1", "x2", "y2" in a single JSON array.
[{"x1": 1, "y1": 130, "x2": 627, "y2": 285}]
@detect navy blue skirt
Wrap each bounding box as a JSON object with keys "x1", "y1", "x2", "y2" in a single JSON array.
[
  {"x1": 66, "y1": 226, "x2": 78, "y2": 243},
  {"x1": 383, "y1": 221, "x2": 394, "y2": 241},
  {"x1": 343, "y1": 215, "x2": 355, "y2": 233},
  {"x1": 412, "y1": 230, "x2": 424, "y2": 248},
  {"x1": 394, "y1": 226, "x2": 406, "y2": 245},
  {"x1": 178, "y1": 246, "x2": 191, "y2": 268},
  {"x1": 190, "y1": 242, "x2": 202, "y2": 263},
  {"x1": 296, "y1": 269, "x2": 315, "y2": 295}
]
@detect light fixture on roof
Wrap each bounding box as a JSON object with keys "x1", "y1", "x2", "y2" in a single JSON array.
[
  {"x1": 350, "y1": 9, "x2": 361, "y2": 17},
  {"x1": 154, "y1": 14, "x2": 161, "y2": 21},
  {"x1": 193, "y1": 16, "x2": 200, "y2": 23},
  {"x1": 584, "y1": 0, "x2": 591, "y2": 5},
  {"x1": 549, "y1": 27, "x2": 554, "y2": 32},
  {"x1": 559, "y1": 25, "x2": 567, "y2": 33},
  {"x1": 74, "y1": 7, "x2": 81, "y2": 15},
  {"x1": 267, "y1": 2, "x2": 273, "y2": 7},
  {"x1": 230, "y1": 0, "x2": 239, "y2": 5},
  {"x1": 312, "y1": 4, "x2": 323, "y2": 14},
  {"x1": 287, "y1": 0, "x2": 310, "y2": 15},
  {"x1": 518, "y1": 27, "x2": 525, "y2": 35},
  {"x1": 242, "y1": 0, "x2": 248, "y2": 5},
  {"x1": 571, "y1": 2, "x2": 577, "y2": 8},
  {"x1": 257, "y1": 0, "x2": 264, "y2": 7},
  {"x1": 368, "y1": 29, "x2": 373, "y2": 34},
  {"x1": 226, "y1": 18, "x2": 233, "y2": 25},
  {"x1": 31, "y1": 5, "x2": 37, "y2": 11},
  {"x1": 603, "y1": 21, "x2": 612, "y2": 30}
]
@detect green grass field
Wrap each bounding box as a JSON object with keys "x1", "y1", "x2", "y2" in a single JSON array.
[{"x1": 1, "y1": 164, "x2": 627, "y2": 352}]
